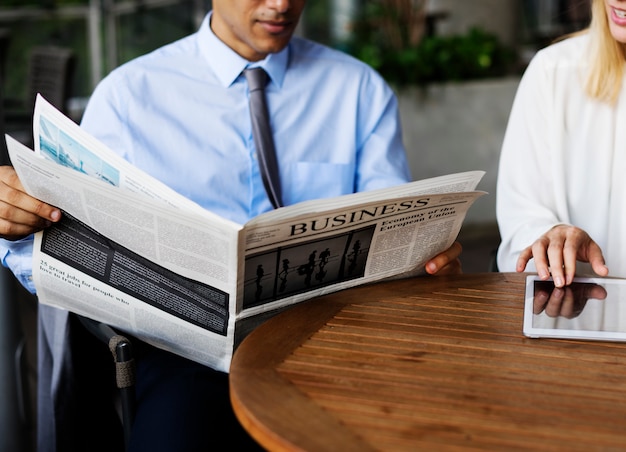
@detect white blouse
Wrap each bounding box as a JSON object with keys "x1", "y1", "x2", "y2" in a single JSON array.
[{"x1": 496, "y1": 33, "x2": 626, "y2": 277}]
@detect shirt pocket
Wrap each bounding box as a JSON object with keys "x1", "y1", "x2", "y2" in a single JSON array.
[{"x1": 288, "y1": 162, "x2": 355, "y2": 203}]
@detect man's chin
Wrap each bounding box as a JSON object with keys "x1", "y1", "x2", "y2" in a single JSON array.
[{"x1": 256, "y1": 37, "x2": 292, "y2": 55}]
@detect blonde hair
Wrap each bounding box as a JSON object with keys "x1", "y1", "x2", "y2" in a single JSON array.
[{"x1": 584, "y1": 0, "x2": 626, "y2": 103}]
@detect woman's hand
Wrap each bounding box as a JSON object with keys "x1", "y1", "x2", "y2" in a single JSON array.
[{"x1": 517, "y1": 224, "x2": 608, "y2": 288}]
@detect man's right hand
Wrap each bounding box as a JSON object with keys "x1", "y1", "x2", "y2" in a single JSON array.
[{"x1": 0, "y1": 165, "x2": 61, "y2": 240}]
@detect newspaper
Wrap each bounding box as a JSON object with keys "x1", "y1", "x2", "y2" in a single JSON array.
[{"x1": 4, "y1": 95, "x2": 486, "y2": 372}]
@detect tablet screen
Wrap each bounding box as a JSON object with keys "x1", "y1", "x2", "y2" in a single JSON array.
[{"x1": 524, "y1": 275, "x2": 626, "y2": 341}]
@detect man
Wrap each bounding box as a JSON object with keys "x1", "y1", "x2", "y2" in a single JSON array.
[{"x1": 0, "y1": 1, "x2": 462, "y2": 450}]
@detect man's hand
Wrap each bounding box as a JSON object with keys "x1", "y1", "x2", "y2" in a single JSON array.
[
  {"x1": 0, "y1": 165, "x2": 61, "y2": 240},
  {"x1": 425, "y1": 241, "x2": 462, "y2": 275},
  {"x1": 516, "y1": 225, "x2": 608, "y2": 288}
]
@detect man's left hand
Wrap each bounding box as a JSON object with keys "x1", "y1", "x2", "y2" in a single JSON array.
[{"x1": 425, "y1": 241, "x2": 462, "y2": 275}]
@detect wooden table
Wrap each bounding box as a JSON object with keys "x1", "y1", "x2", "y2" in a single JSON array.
[{"x1": 229, "y1": 273, "x2": 626, "y2": 451}]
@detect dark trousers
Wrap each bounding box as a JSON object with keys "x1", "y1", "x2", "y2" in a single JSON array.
[
  {"x1": 67, "y1": 315, "x2": 263, "y2": 452},
  {"x1": 60, "y1": 314, "x2": 125, "y2": 452},
  {"x1": 129, "y1": 342, "x2": 263, "y2": 452}
]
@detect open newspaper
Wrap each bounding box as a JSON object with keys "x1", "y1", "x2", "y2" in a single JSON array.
[{"x1": 5, "y1": 95, "x2": 486, "y2": 372}]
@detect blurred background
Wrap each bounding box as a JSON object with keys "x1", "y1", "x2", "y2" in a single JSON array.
[
  {"x1": 0, "y1": 0, "x2": 591, "y2": 117},
  {"x1": 0, "y1": 2, "x2": 592, "y2": 451},
  {"x1": 0, "y1": 0, "x2": 592, "y2": 229}
]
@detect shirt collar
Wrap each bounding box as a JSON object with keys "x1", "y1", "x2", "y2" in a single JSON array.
[{"x1": 197, "y1": 11, "x2": 288, "y2": 89}]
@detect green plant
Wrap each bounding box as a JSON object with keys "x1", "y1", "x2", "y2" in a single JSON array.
[{"x1": 346, "y1": 2, "x2": 517, "y2": 88}]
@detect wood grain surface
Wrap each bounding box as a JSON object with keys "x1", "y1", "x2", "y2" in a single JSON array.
[{"x1": 229, "y1": 272, "x2": 626, "y2": 451}]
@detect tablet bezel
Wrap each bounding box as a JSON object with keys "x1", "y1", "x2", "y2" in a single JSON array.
[{"x1": 523, "y1": 274, "x2": 626, "y2": 342}]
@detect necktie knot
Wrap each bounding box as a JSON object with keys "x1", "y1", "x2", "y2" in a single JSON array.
[{"x1": 244, "y1": 67, "x2": 268, "y2": 92}]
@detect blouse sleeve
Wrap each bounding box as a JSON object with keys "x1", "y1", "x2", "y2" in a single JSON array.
[{"x1": 496, "y1": 50, "x2": 566, "y2": 271}]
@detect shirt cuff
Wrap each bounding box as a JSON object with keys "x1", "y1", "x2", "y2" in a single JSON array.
[{"x1": 0, "y1": 235, "x2": 36, "y2": 294}]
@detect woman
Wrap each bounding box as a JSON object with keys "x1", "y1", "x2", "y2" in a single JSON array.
[{"x1": 496, "y1": 0, "x2": 626, "y2": 289}]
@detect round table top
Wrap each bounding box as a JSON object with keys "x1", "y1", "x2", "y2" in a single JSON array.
[{"x1": 230, "y1": 272, "x2": 626, "y2": 451}]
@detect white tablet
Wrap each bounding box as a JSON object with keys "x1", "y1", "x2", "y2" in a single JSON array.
[{"x1": 524, "y1": 274, "x2": 626, "y2": 342}]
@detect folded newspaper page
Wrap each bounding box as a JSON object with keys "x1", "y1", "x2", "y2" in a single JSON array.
[{"x1": 4, "y1": 95, "x2": 486, "y2": 372}]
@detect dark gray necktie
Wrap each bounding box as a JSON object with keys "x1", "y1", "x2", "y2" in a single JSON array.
[{"x1": 244, "y1": 67, "x2": 283, "y2": 209}]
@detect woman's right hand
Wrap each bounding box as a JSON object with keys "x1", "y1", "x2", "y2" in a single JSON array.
[
  {"x1": 516, "y1": 224, "x2": 608, "y2": 288},
  {"x1": 0, "y1": 165, "x2": 62, "y2": 240}
]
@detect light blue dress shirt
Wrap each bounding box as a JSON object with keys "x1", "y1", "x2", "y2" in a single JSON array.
[
  {"x1": 0, "y1": 11, "x2": 410, "y2": 293},
  {"x1": 1, "y1": 13, "x2": 413, "y2": 449}
]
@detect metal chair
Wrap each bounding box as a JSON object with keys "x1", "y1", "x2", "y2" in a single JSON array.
[
  {"x1": 488, "y1": 246, "x2": 499, "y2": 272},
  {"x1": 0, "y1": 73, "x2": 35, "y2": 452},
  {"x1": 77, "y1": 316, "x2": 137, "y2": 451},
  {"x1": 1, "y1": 44, "x2": 136, "y2": 450},
  {"x1": 4, "y1": 45, "x2": 76, "y2": 147},
  {"x1": 0, "y1": 268, "x2": 33, "y2": 452},
  {"x1": 25, "y1": 46, "x2": 76, "y2": 115}
]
